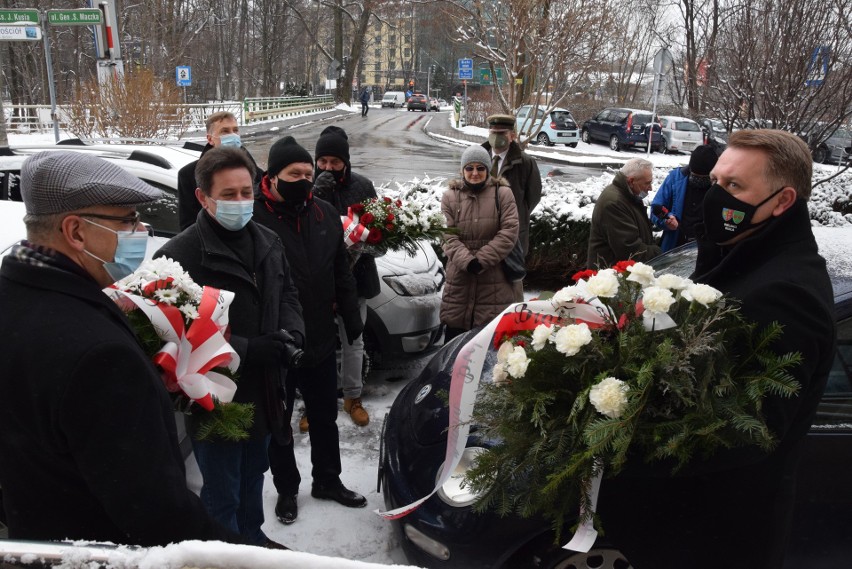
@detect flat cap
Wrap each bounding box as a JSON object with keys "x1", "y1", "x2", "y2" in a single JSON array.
[
  {"x1": 487, "y1": 114, "x2": 516, "y2": 130},
  {"x1": 21, "y1": 151, "x2": 162, "y2": 216}
]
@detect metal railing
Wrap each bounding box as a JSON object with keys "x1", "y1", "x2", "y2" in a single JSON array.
[{"x1": 242, "y1": 95, "x2": 335, "y2": 123}]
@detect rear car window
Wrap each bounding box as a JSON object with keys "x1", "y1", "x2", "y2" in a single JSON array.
[
  {"x1": 633, "y1": 113, "x2": 654, "y2": 125},
  {"x1": 551, "y1": 111, "x2": 574, "y2": 124},
  {"x1": 676, "y1": 121, "x2": 700, "y2": 131}
]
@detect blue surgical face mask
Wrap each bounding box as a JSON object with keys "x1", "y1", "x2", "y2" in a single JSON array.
[
  {"x1": 82, "y1": 219, "x2": 148, "y2": 282},
  {"x1": 215, "y1": 199, "x2": 253, "y2": 231},
  {"x1": 218, "y1": 133, "x2": 242, "y2": 148}
]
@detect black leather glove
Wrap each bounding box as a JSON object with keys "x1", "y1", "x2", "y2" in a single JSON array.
[
  {"x1": 247, "y1": 331, "x2": 288, "y2": 366},
  {"x1": 466, "y1": 258, "x2": 483, "y2": 274},
  {"x1": 312, "y1": 170, "x2": 337, "y2": 199},
  {"x1": 344, "y1": 319, "x2": 364, "y2": 346}
]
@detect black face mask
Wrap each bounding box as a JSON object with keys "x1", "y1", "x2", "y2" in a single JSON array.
[
  {"x1": 688, "y1": 174, "x2": 713, "y2": 191},
  {"x1": 464, "y1": 179, "x2": 487, "y2": 192},
  {"x1": 701, "y1": 183, "x2": 784, "y2": 243},
  {"x1": 277, "y1": 178, "x2": 312, "y2": 204}
]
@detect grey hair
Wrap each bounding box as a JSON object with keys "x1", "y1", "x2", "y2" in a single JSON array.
[
  {"x1": 24, "y1": 212, "x2": 66, "y2": 241},
  {"x1": 620, "y1": 158, "x2": 653, "y2": 178}
]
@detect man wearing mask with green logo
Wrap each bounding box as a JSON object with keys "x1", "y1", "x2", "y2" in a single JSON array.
[
  {"x1": 482, "y1": 114, "x2": 541, "y2": 298},
  {"x1": 178, "y1": 111, "x2": 264, "y2": 230},
  {"x1": 155, "y1": 147, "x2": 305, "y2": 549},
  {"x1": 0, "y1": 151, "x2": 245, "y2": 546}
]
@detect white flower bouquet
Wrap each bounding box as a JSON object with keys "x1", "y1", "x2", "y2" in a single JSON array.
[
  {"x1": 341, "y1": 196, "x2": 450, "y2": 256},
  {"x1": 464, "y1": 259, "x2": 803, "y2": 543},
  {"x1": 108, "y1": 257, "x2": 254, "y2": 441}
]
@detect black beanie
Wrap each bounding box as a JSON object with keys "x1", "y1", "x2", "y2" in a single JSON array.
[
  {"x1": 267, "y1": 136, "x2": 313, "y2": 177},
  {"x1": 315, "y1": 126, "x2": 350, "y2": 165},
  {"x1": 688, "y1": 144, "x2": 718, "y2": 176}
]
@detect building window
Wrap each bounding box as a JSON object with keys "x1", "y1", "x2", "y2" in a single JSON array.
[
  {"x1": 389, "y1": 34, "x2": 396, "y2": 43},
  {"x1": 389, "y1": 48, "x2": 396, "y2": 58},
  {"x1": 404, "y1": 48, "x2": 411, "y2": 57},
  {"x1": 389, "y1": 60, "x2": 396, "y2": 70},
  {"x1": 375, "y1": 48, "x2": 381, "y2": 58}
]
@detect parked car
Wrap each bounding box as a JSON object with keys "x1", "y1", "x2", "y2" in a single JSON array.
[
  {"x1": 407, "y1": 94, "x2": 429, "y2": 112},
  {"x1": 516, "y1": 105, "x2": 580, "y2": 148},
  {"x1": 429, "y1": 98, "x2": 440, "y2": 112},
  {"x1": 810, "y1": 126, "x2": 852, "y2": 164},
  {"x1": 697, "y1": 117, "x2": 729, "y2": 144},
  {"x1": 658, "y1": 115, "x2": 703, "y2": 154},
  {"x1": 581, "y1": 107, "x2": 662, "y2": 152},
  {"x1": 381, "y1": 91, "x2": 407, "y2": 108},
  {"x1": 380, "y1": 231, "x2": 852, "y2": 569}
]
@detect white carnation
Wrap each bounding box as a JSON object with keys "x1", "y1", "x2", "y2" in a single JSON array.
[
  {"x1": 496, "y1": 341, "x2": 514, "y2": 363},
  {"x1": 654, "y1": 273, "x2": 691, "y2": 291},
  {"x1": 642, "y1": 286, "x2": 676, "y2": 315},
  {"x1": 626, "y1": 262, "x2": 655, "y2": 287},
  {"x1": 554, "y1": 323, "x2": 592, "y2": 356},
  {"x1": 491, "y1": 363, "x2": 509, "y2": 385},
  {"x1": 506, "y1": 346, "x2": 530, "y2": 378},
  {"x1": 552, "y1": 286, "x2": 580, "y2": 306},
  {"x1": 682, "y1": 283, "x2": 723, "y2": 306},
  {"x1": 531, "y1": 324, "x2": 553, "y2": 351},
  {"x1": 585, "y1": 269, "x2": 619, "y2": 298},
  {"x1": 589, "y1": 377, "x2": 629, "y2": 419}
]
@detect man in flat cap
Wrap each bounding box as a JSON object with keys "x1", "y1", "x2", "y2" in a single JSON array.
[
  {"x1": 0, "y1": 151, "x2": 242, "y2": 546},
  {"x1": 482, "y1": 113, "x2": 541, "y2": 298}
]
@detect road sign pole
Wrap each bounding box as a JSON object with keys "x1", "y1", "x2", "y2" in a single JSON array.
[
  {"x1": 42, "y1": 13, "x2": 60, "y2": 143},
  {"x1": 463, "y1": 80, "x2": 467, "y2": 127}
]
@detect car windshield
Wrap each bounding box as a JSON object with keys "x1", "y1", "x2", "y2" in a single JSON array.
[{"x1": 676, "y1": 121, "x2": 700, "y2": 131}]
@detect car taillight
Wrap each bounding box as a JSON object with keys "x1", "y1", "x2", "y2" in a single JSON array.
[
  {"x1": 626, "y1": 114, "x2": 633, "y2": 130},
  {"x1": 550, "y1": 121, "x2": 557, "y2": 129}
]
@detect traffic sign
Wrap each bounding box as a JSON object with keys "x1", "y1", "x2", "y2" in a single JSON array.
[
  {"x1": 458, "y1": 58, "x2": 473, "y2": 79},
  {"x1": 0, "y1": 9, "x2": 39, "y2": 24},
  {"x1": 479, "y1": 68, "x2": 503, "y2": 85},
  {"x1": 806, "y1": 46, "x2": 830, "y2": 87},
  {"x1": 47, "y1": 9, "x2": 102, "y2": 26},
  {"x1": 176, "y1": 66, "x2": 192, "y2": 87},
  {"x1": 0, "y1": 25, "x2": 41, "y2": 41}
]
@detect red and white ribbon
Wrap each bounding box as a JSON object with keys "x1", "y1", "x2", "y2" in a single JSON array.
[
  {"x1": 341, "y1": 207, "x2": 370, "y2": 248},
  {"x1": 109, "y1": 285, "x2": 240, "y2": 411}
]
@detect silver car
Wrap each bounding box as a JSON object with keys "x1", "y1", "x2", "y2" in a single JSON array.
[{"x1": 659, "y1": 115, "x2": 704, "y2": 154}]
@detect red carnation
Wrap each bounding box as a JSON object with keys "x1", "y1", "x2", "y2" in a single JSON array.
[
  {"x1": 352, "y1": 203, "x2": 365, "y2": 214},
  {"x1": 383, "y1": 196, "x2": 392, "y2": 203},
  {"x1": 361, "y1": 212, "x2": 375, "y2": 225},
  {"x1": 612, "y1": 260, "x2": 636, "y2": 273},
  {"x1": 571, "y1": 269, "x2": 597, "y2": 282},
  {"x1": 386, "y1": 223, "x2": 395, "y2": 231},
  {"x1": 395, "y1": 199, "x2": 402, "y2": 207},
  {"x1": 366, "y1": 227, "x2": 383, "y2": 244},
  {"x1": 386, "y1": 213, "x2": 395, "y2": 222}
]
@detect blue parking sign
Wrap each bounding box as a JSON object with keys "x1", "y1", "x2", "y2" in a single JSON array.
[
  {"x1": 458, "y1": 58, "x2": 473, "y2": 79},
  {"x1": 176, "y1": 66, "x2": 191, "y2": 87}
]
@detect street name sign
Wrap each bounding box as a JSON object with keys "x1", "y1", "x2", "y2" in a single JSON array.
[
  {"x1": 0, "y1": 25, "x2": 42, "y2": 41},
  {"x1": 47, "y1": 9, "x2": 103, "y2": 26},
  {"x1": 0, "y1": 9, "x2": 39, "y2": 24},
  {"x1": 458, "y1": 58, "x2": 473, "y2": 80}
]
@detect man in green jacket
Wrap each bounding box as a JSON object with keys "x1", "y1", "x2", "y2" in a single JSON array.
[{"x1": 586, "y1": 158, "x2": 662, "y2": 269}]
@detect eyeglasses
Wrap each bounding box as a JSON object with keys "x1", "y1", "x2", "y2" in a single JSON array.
[
  {"x1": 78, "y1": 212, "x2": 143, "y2": 234},
  {"x1": 464, "y1": 166, "x2": 488, "y2": 173}
]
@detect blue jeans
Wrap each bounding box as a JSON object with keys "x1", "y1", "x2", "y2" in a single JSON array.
[{"x1": 192, "y1": 435, "x2": 270, "y2": 545}]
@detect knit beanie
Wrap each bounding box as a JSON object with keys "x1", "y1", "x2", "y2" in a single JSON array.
[
  {"x1": 688, "y1": 144, "x2": 718, "y2": 176},
  {"x1": 460, "y1": 145, "x2": 492, "y2": 172},
  {"x1": 315, "y1": 126, "x2": 350, "y2": 165},
  {"x1": 267, "y1": 136, "x2": 313, "y2": 177}
]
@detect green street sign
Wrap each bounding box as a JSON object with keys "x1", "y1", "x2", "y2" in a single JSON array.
[
  {"x1": 0, "y1": 9, "x2": 39, "y2": 24},
  {"x1": 479, "y1": 67, "x2": 504, "y2": 86},
  {"x1": 47, "y1": 9, "x2": 102, "y2": 26}
]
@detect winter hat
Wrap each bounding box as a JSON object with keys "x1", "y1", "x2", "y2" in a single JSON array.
[
  {"x1": 267, "y1": 136, "x2": 313, "y2": 177},
  {"x1": 688, "y1": 144, "x2": 718, "y2": 176},
  {"x1": 314, "y1": 126, "x2": 350, "y2": 165},
  {"x1": 460, "y1": 145, "x2": 492, "y2": 172},
  {"x1": 21, "y1": 151, "x2": 161, "y2": 215}
]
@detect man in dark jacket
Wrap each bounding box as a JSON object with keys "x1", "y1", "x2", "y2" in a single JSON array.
[
  {"x1": 597, "y1": 130, "x2": 836, "y2": 569},
  {"x1": 177, "y1": 111, "x2": 264, "y2": 230},
  {"x1": 586, "y1": 158, "x2": 662, "y2": 268},
  {"x1": 312, "y1": 125, "x2": 380, "y2": 428},
  {"x1": 0, "y1": 151, "x2": 241, "y2": 546},
  {"x1": 257, "y1": 136, "x2": 367, "y2": 527},
  {"x1": 359, "y1": 87, "x2": 370, "y2": 117},
  {"x1": 155, "y1": 147, "x2": 304, "y2": 548}
]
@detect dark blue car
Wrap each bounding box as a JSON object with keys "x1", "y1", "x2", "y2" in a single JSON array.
[
  {"x1": 581, "y1": 107, "x2": 663, "y2": 153},
  {"x1": 380, "y1": 230, "x2": 852, "y2": 569}
]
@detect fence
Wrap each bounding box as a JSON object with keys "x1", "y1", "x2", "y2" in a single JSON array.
[{"x1": 1, "y1": 95, "x2": 336, "y2": 135}]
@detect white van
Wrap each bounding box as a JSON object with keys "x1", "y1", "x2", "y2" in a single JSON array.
[{"x1": 381, "y1": 91, "x2": 406, "y2": 108}]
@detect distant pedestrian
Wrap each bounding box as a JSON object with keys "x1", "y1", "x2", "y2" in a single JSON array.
[{"x1": 359, "y1": 87, "x2": 370, "y2": 117}]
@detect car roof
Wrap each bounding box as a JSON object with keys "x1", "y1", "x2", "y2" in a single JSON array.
[{"x1": 659, "y1": 116, "x2": 697, "y2": 122}]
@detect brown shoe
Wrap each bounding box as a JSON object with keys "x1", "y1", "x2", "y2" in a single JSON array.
[
  {"x1": 343, "y1": 397, "x2": 369, "y2": 426},
  {"x1": 298, "y1": 413, "x2": 309, "y2": 433}
]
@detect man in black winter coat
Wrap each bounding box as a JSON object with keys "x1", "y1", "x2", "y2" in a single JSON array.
[
  {"x1": 596, "y1": 130, "x2": 836, "y2": 569},
  {"x1": 0, "y1": 151, "x2": 241, "y2": 546},
  {"x1": 257, "y1": 136, "x2": 367, "y2": 526},
  {"x1": 312, "y1": 125, "x2": 380, "y2": 428},
  {"x1": 177, "y1": 111, "x2": 264, "y2": 230},
  {"x1": 155, "y1": 147, "x2": 304, "y2": 548}
]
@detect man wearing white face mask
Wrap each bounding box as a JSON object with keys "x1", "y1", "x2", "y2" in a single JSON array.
[
  {"x1": 155, "y1": 147, "x2": 305, "y2": 548},
  {"x1": 0, "y1": 151, "x2": 246, "y2": 546},
  {"x1": 177, "y1": 111, "x2": 264, "y2": 230}
]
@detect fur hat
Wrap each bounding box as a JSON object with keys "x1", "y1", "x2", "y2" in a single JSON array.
[
  {"x1": 460, "y1": 145, "x2": 492, "y2": 172},
  {"x1": 314, "y1": 126, "x2": 350, "y2": 165},
  {"x1": 21, "y1": 151, "x2": 161, "y2": 215},
  {"x1": 267, "y1": 136, "x2": 313, "y2": 177},
  {"x1": 688, "y1": 144, "x2": 719, "y2": 176}
]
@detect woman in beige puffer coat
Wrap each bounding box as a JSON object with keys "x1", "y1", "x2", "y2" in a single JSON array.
[{"x1": 440, "y1": 145, "x2": 520, "y2": 341}]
